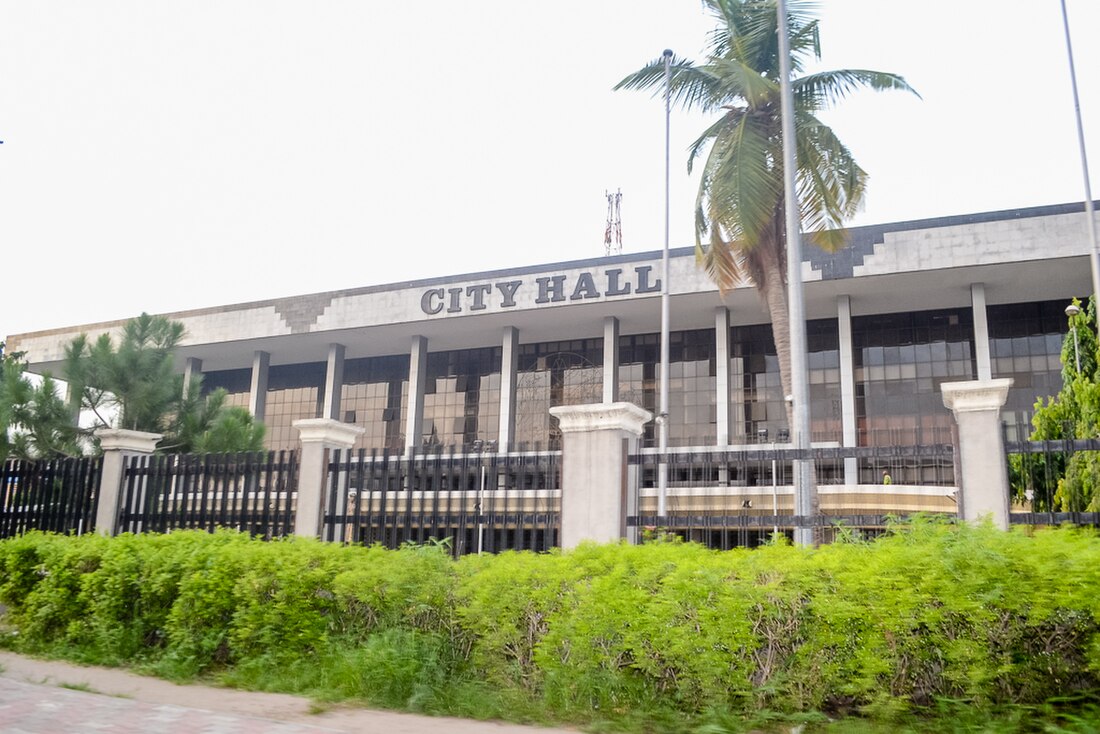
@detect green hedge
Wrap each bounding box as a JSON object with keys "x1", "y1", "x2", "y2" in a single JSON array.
[{"x1": 2, "y1": 522, "x2": 1100, "y2": 731}]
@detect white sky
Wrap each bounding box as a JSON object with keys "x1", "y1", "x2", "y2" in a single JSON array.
[{"x1": 1, "y1": 0, "x2": 1097, "y2": 341}]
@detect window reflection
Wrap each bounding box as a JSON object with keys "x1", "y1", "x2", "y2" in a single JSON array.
[
  {"x1": 264, "y1": 363, "x2": 325, "y2": 451},
  {"x1": 516, "y1": 339, "x2": 603, "y2": 450},
  {"x1": 620, "y1": 329, "x2": 716, "y2": 448},
  {"x1": 421, "y1": 347, "x2": 501, "y2": 451},
  {"x1": 341, "y1": 355, "x2": 409, "y2": 453}
]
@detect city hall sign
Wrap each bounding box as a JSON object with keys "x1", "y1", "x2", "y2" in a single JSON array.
[{"x1": 420, "y1": 265, "x2": 662, "y2": 315}]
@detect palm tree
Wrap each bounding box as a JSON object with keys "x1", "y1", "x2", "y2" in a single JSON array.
[{"x1": 616, "y1": 0, "x2": 917, "y2": 427}]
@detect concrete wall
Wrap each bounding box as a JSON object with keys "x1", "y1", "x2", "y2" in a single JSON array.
[{"x1": 10, "y1": 204, "x2": 1095, "y2": 369}]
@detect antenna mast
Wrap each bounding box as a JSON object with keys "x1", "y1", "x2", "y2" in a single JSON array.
[{"x1": 604, "y1": 189, "x2": 622, "y2": 255}]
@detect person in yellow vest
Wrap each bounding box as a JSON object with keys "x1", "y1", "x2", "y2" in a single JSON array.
[{"x1": 882, "y1": 470, "x2": 893, "y2": 485}]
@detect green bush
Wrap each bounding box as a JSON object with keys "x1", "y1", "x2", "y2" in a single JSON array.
[{"x1": 2, "y1": 523, "x2": 1100, "y2": 732}]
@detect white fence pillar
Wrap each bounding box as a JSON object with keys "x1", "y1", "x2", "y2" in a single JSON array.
[
  {"x1": 94, "y1": 429, "x2": 162, "y2": 536},
  {"x1": 549, "y1": 402, "x2": 652, "y2": 549},
  {"x1": 293, "y1": 419, "x2": 365, "y2": 538},
  {"x1": 941, "y1": 379, "x2": 1013, "y2": 529}
]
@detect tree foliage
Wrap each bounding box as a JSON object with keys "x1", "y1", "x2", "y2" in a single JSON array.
[
  {"x1": 62, "y1": 313, "x2": 264, "y2": 454},
  {"x1": 64, "y1": 313, "x2": 185, "y2": 434},
  {"x1": 0, "y1": 343, "x2": 81, "y2": 461},
  {"x1": 164, "y1": 379, "x2": 265, "y2": 454},
  {"x1": 616, "y1": 0, "x2": 916, "y2": 424},
  {"x1": 1013, "y1": 298, "x2": 1100, "y2": 511}
]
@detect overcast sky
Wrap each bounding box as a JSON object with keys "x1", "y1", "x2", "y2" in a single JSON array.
[{"x1": 2, "y1": 0, "x2": 1097, "y2": 341}]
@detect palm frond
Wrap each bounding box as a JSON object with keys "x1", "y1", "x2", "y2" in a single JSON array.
[
  {"x1": 795, "y1": 112, "x2": 867, "y2": 240},
  {"x1": 620, "y1": 0, "x2": 914, "y2": 296},
  {"x1": 705, "y1": 112, "x2": 783, "y2": 245},
  {"x1": 695, "y1": 209, "x2": 750, "y2": 294},
  {"x1": 706, "y1": 57, "x2": 777, "y2": 108},
  {"x1": 614, "y1": 56, "x2": 727, "y2": 112},
  {"x1": 794, "y1": 69, "x2": 919, "y2": 110}
]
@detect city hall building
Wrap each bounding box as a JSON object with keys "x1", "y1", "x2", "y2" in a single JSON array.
[{"x1": 8, "y1": 201, "x2": 1097, "y2": 520}]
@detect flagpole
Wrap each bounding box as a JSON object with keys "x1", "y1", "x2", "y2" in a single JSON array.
[
  {"x1": 776, "y1": 0, "x2": 816, "y2": 545},
  {"x1": 1060, "y1": 0, "x2": 1100, "y2": 325},
  {"x1": 657, "y1": 48, "x2": 673, "y2": 519}
]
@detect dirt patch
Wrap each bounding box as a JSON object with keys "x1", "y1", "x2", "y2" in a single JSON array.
[{"x1": 0, "y1": 651, "x2": 575, "y2": 734}]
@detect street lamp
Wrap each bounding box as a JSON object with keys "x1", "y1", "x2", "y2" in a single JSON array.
[
  {"x1": 472, "y1": 439, "x2": 496, "y2": 554},
  {"x1": 1066, "y1": 303, "x2": 1082, "y2": 374}
]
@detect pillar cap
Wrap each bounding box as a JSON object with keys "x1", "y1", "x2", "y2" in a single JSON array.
[
  {"x1": 550, "y1": 402, "x2": 653, "y2": 436},
  {"x1": 293, "y1": 418, "x2": 365, "y2": 448},
  {"x1": 941, "y1": 378, "x2": 1013, "y2": 413},
  {"x1": 95, "y1": 428, "x2": 162, "y2": 453}
]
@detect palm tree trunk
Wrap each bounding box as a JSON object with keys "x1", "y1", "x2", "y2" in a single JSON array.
[
  {"x1": 755, "y1": 228, "x2": 821, "y2": 538},
  {"x1": 754, "y1": 240, "x2": 795, "y2": 431}
]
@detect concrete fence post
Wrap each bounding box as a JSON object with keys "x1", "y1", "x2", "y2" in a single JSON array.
[
  {"x1": 94, "y1": 428, "x2": 162, "y2": 536},
  {"x1": 941, "y1": 379, "x2": 1013, "y2": 529},
  {"x1": 549, "y1": 402, "x2": 652, "y2": 549},
  {"x1": 293, "y1": 419, "x2": 365, "y2": 539}
]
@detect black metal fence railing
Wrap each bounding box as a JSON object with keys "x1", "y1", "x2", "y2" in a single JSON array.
[
  {"x1": 1009, "y1": 512, "x2": 1100, "y2": 527},
  {"x1": 322, "y1": 448, "x2": 561, "y2": 557},
  {"x1": 119, "y1": 451, "x2": 298, "y2": 537},
  {"x1": 1004, "y1": 420, "x2": 1100, "y2": 522},
  {"x1": 0, "y1": 456, "x2": 103, "y2": 539},
  {"x1": 628, "y1": 443, "x2": 958, "y2": 549},
  {"x1": 633, "y1": 440, "x2": 957, "y2": 490}
]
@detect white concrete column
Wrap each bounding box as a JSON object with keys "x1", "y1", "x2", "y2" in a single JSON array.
[
  {"x1": 94, "y1": 428, "x2": 162, "y2": 536},
  {"x1": 549, "y1": 402, "x2": 652, "y2": 548},
  {"x1": 498, "y1": 327, "x2": 519, "y2": 450},
  {"x1": 837, "y1": 296, "x2": 858, "y2": 484},
  {"x1": 971, "y1": 283, "x2": 992, "y2": 381},
  {"x1": 941, "y1": 379, "x2": 1013, "y2": 529},
  {"x1": 602, "y1": 317, "x2": 620, "y2": 404},
  {"x1": 293, "y1": 418, "x2": 365, "y2": 538},
  {"x1": 249, "y1": 350, "x2": 270, "y2": 422},
  {"x1": 404, "y1": 336, "x2": 428, "y2": 453},
  {"x1": 182, "y1": 357, "x2": 203, "y2": 400},
  {"x1": 323, "y1": 343, "x2": 346, "y2": 421},
  {"x1": 714, "y1": 307, "x2": 731, "y2": 446}
]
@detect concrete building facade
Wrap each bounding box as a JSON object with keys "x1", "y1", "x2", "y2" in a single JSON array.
[{"x1": 9, "y1": 201, "x2": 1097, "y2": 521}]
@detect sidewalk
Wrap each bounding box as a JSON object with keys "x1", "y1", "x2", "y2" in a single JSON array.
[{"x1": 0, "y1": 652, "x2": 576, "y2": 734}]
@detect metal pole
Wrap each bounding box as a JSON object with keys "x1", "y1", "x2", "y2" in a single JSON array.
[
  {"x1": 477, "y1": 463, "x2": 485, "y2": 554},
  {"x1": 1073, "y1": 325, "x2": 1081, "y2": 374},
  {"x1": 658, "y1": 48, "x2": 673, "y2": 519},
  {"x1": 1060, "y1": 0, "x2": 1100, "y2": 329},
  {"x1": 776, "y1": 0, "x2": 816, "y2": 546},
  {"x1": 771, "y1": 441, "x2": 778, "y2": 536},
  {"x1": 1066, "y1": 302, "x2": 1082, "y2": 373}
]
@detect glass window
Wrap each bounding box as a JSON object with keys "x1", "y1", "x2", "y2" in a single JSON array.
[
  {"x1": 988, "y1": 300, "x2": 1074, "y2": 429},
  {"x1": 620, "y1": 329, "x2": 716, "y2": 448},
  {"x1": 420, "y1": 347, "x2": 501, "y2": 451},
  {"x1": 516, "y1": 338, "x2": 603, "y2": 450},
  {"x1": 852, "y1": 308, "x2": 974, "y2": 474},
  {"x1": 200, "y1": 368, "x2": 251, "y2": 411},
  {"x1": 341, "y1": 355, "x2": 409, "y2": 453},
  {"x1": 264, "y1": 363, "x2": 326, "y2": 451},
  {"x1": 728, "y1": 319, "x2": 840, "y2": 446}
]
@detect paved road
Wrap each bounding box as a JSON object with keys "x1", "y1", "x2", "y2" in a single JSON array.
[{"x1": 0, "y1": 652, "x2": 575, "y2": 734}]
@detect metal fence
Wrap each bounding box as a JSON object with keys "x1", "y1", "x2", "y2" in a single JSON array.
[
  {"x1": 322, "y1": 448, "x2": 561, "y2": 557},
  {"x1": 629, "y1": 443, "x2": 957, "y2": 548},
  {"x1": 119, "y1": 451, "x2": 298, "y2": 536},
  {"x1": 0, "y1": 456, "x2": 103, "y2": 539},
  {"x1": 1004, "y1": 420, "x2": 1100, "y2": 525}
]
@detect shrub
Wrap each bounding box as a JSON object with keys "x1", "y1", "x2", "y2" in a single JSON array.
[{"x1": 1, "y1": 522, "x2": 1099, "y2": 731}]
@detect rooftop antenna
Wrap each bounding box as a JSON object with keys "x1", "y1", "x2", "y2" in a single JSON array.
[{"x1": 604, "y1": 189, "x2": 622, "y2": 255}]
